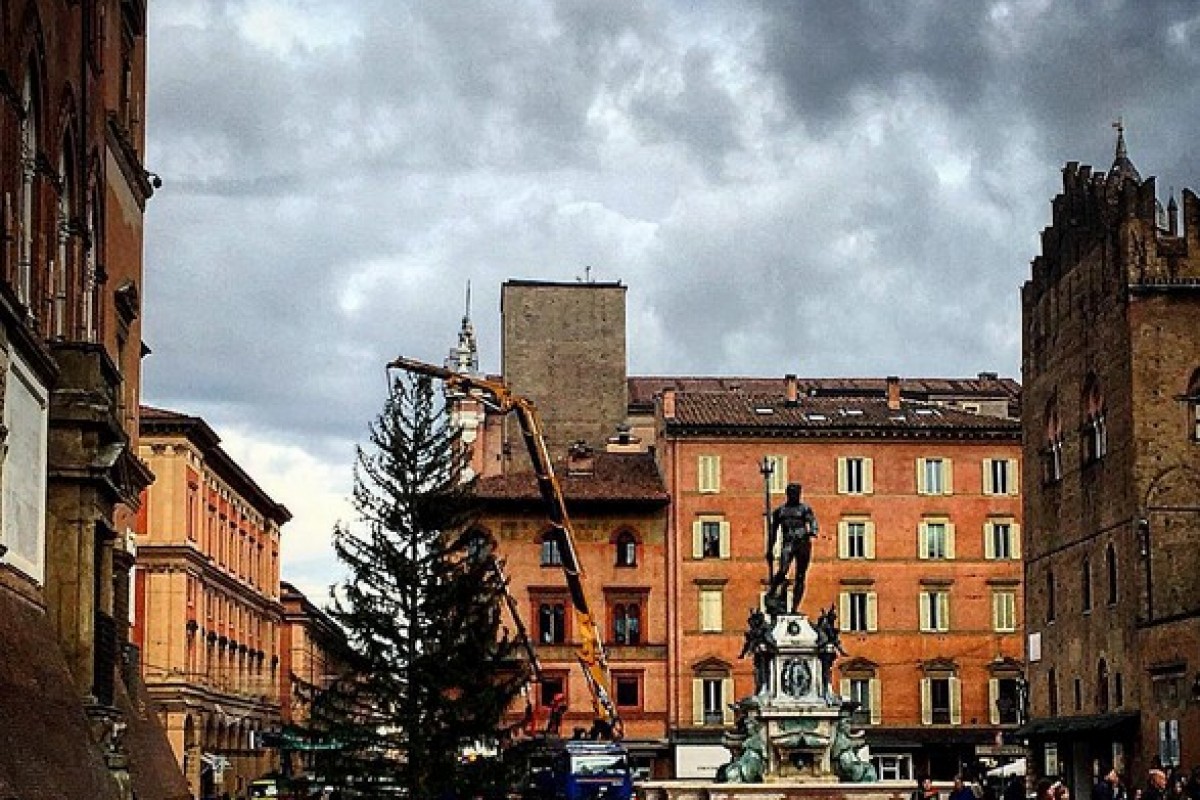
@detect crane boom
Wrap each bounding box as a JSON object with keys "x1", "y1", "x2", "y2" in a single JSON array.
[{"x1": 387, "y1": 356, "x2": 624, "y2": 740}]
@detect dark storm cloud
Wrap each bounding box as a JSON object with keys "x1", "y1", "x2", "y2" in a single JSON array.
[{"x1": 143, "y1": 0, "x2": 1200, "y2": 588}]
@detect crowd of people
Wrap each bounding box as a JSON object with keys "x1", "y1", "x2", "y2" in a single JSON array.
[{"x1": 910, "y1": 765, "x2": 1200, "y2": 800}]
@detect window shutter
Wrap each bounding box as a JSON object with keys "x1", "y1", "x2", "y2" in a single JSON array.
[
  {"x1": 837, "y1": 457, "x2": 848, "y2": 493},
  {"x1": 866, "y1": 592, "x2": 878, "y2": 631},
  {"x1": 918, "y1": 523, "x2": 929, "y2": 559},
  {"x1": 839, "y1": 591, "x2": 850, "y2": 626},
  {"x1": 863, "y1": 458, "x2": 874, "y2": 494},
  {"x1": 945, "y1": 522, "x2": 956, "y2": 560},
  {"x1": 840, "y1": 678, "x2": 851, "y2": 700},
  {"x1": 991, "y1": 592, "x2": 1002, "y2": 631},
  {"x1": 1012, "y1": 523, "x2": 1022, "y2": 559},
  {"x1": 865, "y1": 521, "x2": 876, "y2": 559},
  {"x1": 774, "y1": 456, "x2": 788, "y2": 492},
  {"x1": 838, "y1": 520, "x2": 849, "y2": 559},
  {"x1": 943, "y1": 458, "x2": 954, "y2": 495},
  {"x1": 989, "y1": 678, "x2": 1001, "y2": 725},
  {"x1": 919, "y1": 594, "x2": 931, "y2": 632},
  {"x1": 983, "y1": 459, "x2": 994, "y2": 495},
  {"x1": 1008, "y1": 459, "x2": 1020, "y2": 495},
  {"x1": 984, "y1": 522, "x2": 996, "y2": 560},
  {"x1": 920, "y1": 678, "x2": 932, "y2": 725},
  {"x1": 950, "y1": 676, "x2": 963, "y2": 725},
  {"x1": 692, "y1": 679, "x2": 704, "y2": 726},
  {"x1": 722, "y1": 679, "x2": 735, "y2": 724},
  {"x1": 692, "y1": 521, "x2": 703, "y2": 559},
  {"x1": 869, "y1": 679, "x2": 882, "y2": 724},
  {"x1": 939, "y1": 592, "x2": 951, "y2": 632},
  {"x1": 916, "y1": 458, "x2": 927, "y2": 494},
  {"x1": 719, "y1": 520, "x2": 731, "y2": 559}
]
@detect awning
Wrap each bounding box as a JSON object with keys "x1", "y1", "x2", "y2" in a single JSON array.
[
  {"x1": 866, "y1": 727, "x2": 998, "y2": 748},
  {"x1": 1016, "y1": 712, "x2": 1139, "y2": 738}
]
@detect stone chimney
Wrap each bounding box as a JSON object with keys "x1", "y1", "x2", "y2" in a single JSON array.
[
  {"x1": 785, "y1": 374, "x2": 799, "y2": 406},
  {"x1": 886, "y1": 376, "x2": 901, "y2": 410},
  {"x1": 662, "y1": 389, "x2": 676, "y2": 420},
  {"x1": 606, "y1": 424, "x2": 643, "y2": 453}
]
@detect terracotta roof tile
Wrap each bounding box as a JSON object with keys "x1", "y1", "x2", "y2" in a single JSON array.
[
  {"x1": 665, "y1": 392, "x2": 1019, "y2": 438},
  {"x1": 475, "y1": 451, "x2": 668, "y2": 503}
]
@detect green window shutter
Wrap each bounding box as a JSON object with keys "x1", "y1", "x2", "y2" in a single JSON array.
[
  {"x1": 837, "y1": 457, "x2": 848, "y2": 494},
  {"x1": 1012, "y1": 523, "x2": 1022, "y2": 559},
  {"x1": 722, "y1": 679, "x2": 735, "y2": 725},
  {"x1": 692, "y1": 679, "x2": 704, "y2": 726},
  {"x1": 920, "y1": 678, "x2": 932, "y2": 725},
  {"x1": 939, "y1": 592, "x2": 951, "y2": 632},
  {"x1": 863, "y1": 458, "x2": 874, "y2": 494},
  {"x1": 692, "y1": 520, "x2": 704, "y2": 559},
  {"x1": 983, "y1": 459, "x2": 994, "y2": 495},
  {"x1": 865, "y1": 520, "x2": 876, "y2": 559},
  {"x1": 943, "y1": 458, "x2": 954, "y2": 495},
  {"x1": 838, "y1": 520, "x2": 849, "y2": 559},
  {"x1": 991, "y1": 592, "x2": 1002, "y2": 631},
  {"x1": 719, "y1": 520, "x2": 731, "y2": 559},
  {"x1": 839, "y1": 591, "x2": 850, "y2": 625},
  {"x1": 989, "y1": 678, "x2": 1000, "y2": 725},
  {"x1": 945, "y1": 522, "x2": 956, "y2": 560},
  {"x1": 869, "y1": 678, "x2": 882, "y2": 724},
  {"x1": 1008, "y1": 459, "x2": 1020, "y2": 496},
  {"x1": 919, "y1": 593, "x2": 931, "y2": 631},
  {"x1": 918, "y1": 523, "x2": 929, "y2": 559},
  {"x1": 916, "y1": 458, "x2": 927, "y2": 494},
  {"x1": 984, "y1": 522, "x2": 996, "y2": 560},
  {"x1": 866, "y1": 592, "x2": 878, "y2": 632},
  {"x1": 950, "y1": 676, "x2": 962, "y2": 725}
]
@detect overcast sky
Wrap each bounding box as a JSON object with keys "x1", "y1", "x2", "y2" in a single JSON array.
[{"x1": 142, "y1": 0, "x2": 1200, "y2": 601}]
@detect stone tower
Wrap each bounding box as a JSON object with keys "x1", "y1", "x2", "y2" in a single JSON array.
[
  {"x1": 500, "y1": 279, "x2": 628, "y2": 463},
  {"x1": 1021, "y1": 126, "x2": 1200, "y2": 787}
]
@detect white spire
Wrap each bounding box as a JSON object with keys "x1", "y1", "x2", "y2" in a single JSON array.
[{"x1": 446, "y1": 281, "x2": 478, "y2": 374}]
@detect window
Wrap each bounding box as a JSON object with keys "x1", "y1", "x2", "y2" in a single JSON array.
[
  {"x1": 838, "y1": 519, "x2": 875, "y2": 559},
  {"x1": 698, "y1": 455, "x2": 721, "y2": 493},
  {"x1": 1097, "y1": 659, "x2": 1110, "y2": 712},
  {"x1": 840, "y1": 677, "x2": 881, "y2": 724},
  {"x1": 611, "y1": 601, "x2": 641, "y2": 645},
  {"x1": 919, "y1": 520, "x2": 955, "y2": 560},
  {"x1": 540, "y1": 532, "x2": 563, "y2": 566},
  {"x1": 692, "y1": 517, "x2": 729, "y2": 559},
  {"x1": 983, "y1": 458, "x2": 1019, "y2": 496},
  {"x1": 763, "y1": 454, "x2": 788, "y2": 494},
  {"x1": 838, "y1": 457, "x2": 874, "y2": 495},
  {"x1": 537, "y1": 600, "x2": 567, "y2": 644},
  {"x1": 985, "y1": 520, "x2": 1020, "y2": 560},
  {"x1": 920, "y1": 675, "x2": 961, "y2": 725},
  {"x1": 992, "y1": 590, "x2": 1017, "y2": 632},
  {"x1": 614, "y1": 673, "x2": 641, "y2": 709},
  {"x1": 1074, "y1": 677, "x2": 1083, "y2": 711},
  {"x1": 700, "y1": 677, "x2": 727, "y2": 725},
  {"x1": 1107, "y1": 542, "x2": 1118, "y2": 605},
  {"x1": 17, "y1": 65, "x2": 39, "y2": 307},
  {"x1": 919, "y1": 589, "x2": 950, "y2": 632},
  {"x1": 917, "y1": 458, "x2": 953, "y2": 495},
  {"x1": 990, "y1": 677, "x2": 1023, "y2": 725},
  {"x1": 839, "y1": 590, "x2": 877, "y2": 632},
  {"x1": 1082, "y1": 374, "x2": 1108, "y2": 463},
  {"x1": 1082, "y1": 556, "x2": 1092, "y2": 613},
  {"x1": 1046, "y1": 569, "x2": 1056, "y2": 623},
  {"x1": 1045, "y1": 397, "x2": 1064, "y2": 483},
  {"x1": 464, "y1": 528, "x2": 493, "y2": 563},
  {"x1": 1048, "y1": 668, "x2": 1059, "y2": 716},
  {"x1": 1115, "y1": 672, "x2": 1124, "y2": 708},
  {"x1": 614, "y1": 531, "x2": 637, "y2": 567},
  {"x1": 1188, "y1": 369, "x2": 1200, "y2": 441},
  {"x1": 872, "y1": 754, "x2": 913, "y2": 782},
  {"x1": 699, "y1": 587, "x2": 723, "y2": 632},
  {"x1": 539, "y1": 674, "x2": 566, "y2": 708}
]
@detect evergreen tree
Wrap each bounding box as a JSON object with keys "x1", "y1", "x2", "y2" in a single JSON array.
[{"x1": 315, "y1": 374, "x2": 528, "y2": 799}]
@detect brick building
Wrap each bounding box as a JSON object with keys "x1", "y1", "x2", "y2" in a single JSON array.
[
  {"x1": 1020, "y1": 129, "x2": 1200, "y2": 790},
  {"x1": 0, "y1": 3, "x2": 187, "y2": 798},
  {"x1": 454, "y1": 279, "x2": 1023, "y2": 780},
  {"x1": 136, "y1": 406, "x2": 290, "y2": 798},
  {"x1": 653, "y1": 378, "x2": 1023, "y2": 780}
]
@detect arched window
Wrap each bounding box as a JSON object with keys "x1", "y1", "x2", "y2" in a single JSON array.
[
  {"x1": 1097, "y1": 659, "x2": 1110, "y2": 712},
  {"x1": 52, "y1": 135, "x2": 77, "y2": 339},
  {"x1": 1046, "y1": 568, "x2": 1056, "y2": 622},
  {"x1": 17, "y1": 61, "x2": 41, "y2": 306},
  {"x1": 1044, "y1": 396, "x2": 1064, "y2": 482},
  {"x1": 1082, "y1": 374, "x2": 1108, "y2": 463},
  {"x1": 1106, "y1": 543, "x2": 1118, "y2": 605},
  {"x1": 1081, "y1": 556, "x2": 1092, "y2": 612},
  {"x1": 540, "y1": 531, "x2": 562, "y2": 566},
  {"x1": 614, "y1": 531, "x2": 638, "y2": 567},
  {"x1": 82, "y1": 187, "x2": 101, "y2": 342}
]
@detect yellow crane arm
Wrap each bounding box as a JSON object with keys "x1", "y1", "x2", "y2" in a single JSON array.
[{"x1": 386, "y1": 356, "x2": 624, "y2": 739}]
